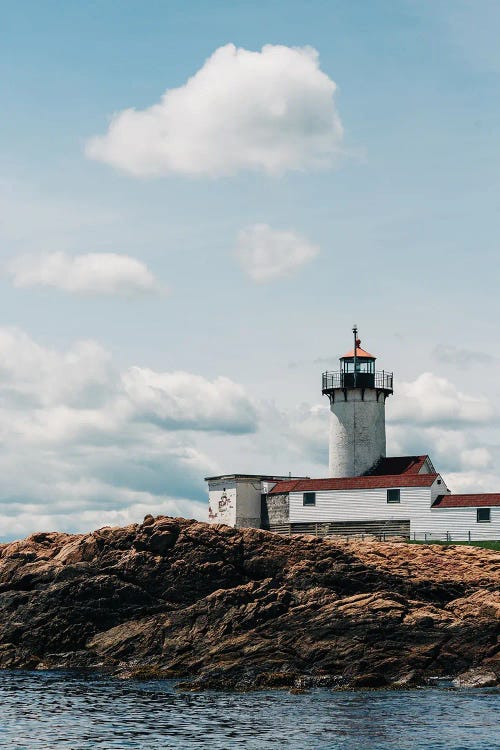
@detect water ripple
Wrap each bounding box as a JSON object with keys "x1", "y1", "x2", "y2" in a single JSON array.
[{"x1": 0, "y1": 671, "x2": 497, "y2": 749}]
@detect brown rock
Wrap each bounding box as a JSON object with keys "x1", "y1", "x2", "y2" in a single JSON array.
[
  {"x1": 452, "y1": 667, "x2": 498, "y2": 688},
  {"x1": 0, "y1": 517, "x2": 498, "y2": 690}
]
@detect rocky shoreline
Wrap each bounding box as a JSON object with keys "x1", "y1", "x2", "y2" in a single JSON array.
[{"x1": 0, "y1": 516, "x2": 498, "y2": 691}]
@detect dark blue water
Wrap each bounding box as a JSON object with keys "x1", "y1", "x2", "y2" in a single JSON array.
[{"x1": 0, "y1": 671, "x2": 497, "y2": 749}]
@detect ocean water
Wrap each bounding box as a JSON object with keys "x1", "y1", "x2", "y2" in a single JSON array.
[{"x1": 0, "y1": 671, "x2": 497, "y2": 749}]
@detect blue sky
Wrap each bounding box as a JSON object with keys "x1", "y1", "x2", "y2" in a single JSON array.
[{"x1": 0, "y1": 1, "x2": 499, "y2": 538}]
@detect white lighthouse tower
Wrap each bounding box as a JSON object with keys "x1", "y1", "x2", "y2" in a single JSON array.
[{"x1": 322, "y1": 327, "x2": 393, "y2": 477}]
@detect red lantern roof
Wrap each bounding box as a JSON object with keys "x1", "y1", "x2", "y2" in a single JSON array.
[{"x1": 341, "y1": 338, "x2": 375, "y2": 359}]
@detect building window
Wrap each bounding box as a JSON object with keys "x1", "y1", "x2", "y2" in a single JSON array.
[
  {"x1": 303, "y1": 492, "x2": 316, "y2": 506},
  {"x1": 477, "y1": 508, "x2": 491, "y2": 523},
  {"x1": 387, "y1": 489, "x2": 400, "y2": 504}
]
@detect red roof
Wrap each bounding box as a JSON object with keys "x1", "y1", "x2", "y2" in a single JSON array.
[
  {"x1": 366, "y1": 455, "x2": 432, "y2": 476},
  {"x1": 269, "y1": 480, "x2": 305, "y2": 494},
  {"x1": 269, "y1": 474, "x2": 439, "y2": 494},
  {"x1": 432, "y1": 494, "x2": 500, "y2": 508},
  {"x1": 341, "y1": 339, "x2": 375, "y2": 360}
]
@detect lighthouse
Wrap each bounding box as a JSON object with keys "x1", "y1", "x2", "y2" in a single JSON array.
[
  {"x1": 207, "y1": 327, "x2": 500, "y2": 542},
  {"x1": 322, "y1": 327, "x2": 393, "y2": 477}
]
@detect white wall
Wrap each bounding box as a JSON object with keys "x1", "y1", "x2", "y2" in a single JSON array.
[
  {"x1": 234, "y1": 480, "x2": 262, "y2": 528},
  {"x1": 414, "y1": 506, "x2": 500, "y2": 542},
  {"x1": 207, "y1": 478, "x2": 262, "y2": 528},
  {"x1": 431, "y1": 476, "x2": 450, "y2": 501},
  {"x1": 288, "y1": 477, "x2": 500, "y2": 540},
  {"x1": 329, "y1": 389, "x2": 387, "y2": 477},
  {"x1": 208, "y1": 481, "x2": 237, "y2": 526},
  {"x1": 208, "y1": 476, "x2": 500, "y2": 539},
  {"x1": 289, "y1": 486, "x2": 431, "y2": 523}
]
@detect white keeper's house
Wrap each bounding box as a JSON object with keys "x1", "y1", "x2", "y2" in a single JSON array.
[{"x1": 206, "y1": 328, "x2": 500, "y2": 541}]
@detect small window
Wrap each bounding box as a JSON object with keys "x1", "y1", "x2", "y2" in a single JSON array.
[
  {"x1": 387, "y1": 489, "x2": 400, "y2": 504},
  {"x1": 303, "y1": 492, "x2": 316, "y2": 506},
  {"x1": 477, "y1": 508, "x2": 491, "y2": 523}
]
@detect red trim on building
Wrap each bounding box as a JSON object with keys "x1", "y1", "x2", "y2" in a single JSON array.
[
  {"x1": 432, "y1": 494, "x2": 500, "y2": 508},
  {"x1": 269, "y1": 473, "x2": 438, "y2": 495}
]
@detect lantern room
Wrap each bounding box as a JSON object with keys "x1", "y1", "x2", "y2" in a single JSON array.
[
  {"x1": 340, "y1": 338, "x2": 376, "y2": 388},
  {"x1": 321, "y1": 326, "x2": 393, "y2": 397}
]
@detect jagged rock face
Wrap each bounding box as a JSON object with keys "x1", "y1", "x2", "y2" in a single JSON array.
[{"x1": 0, "y1": 517, "x2": 498, "y2": 690}]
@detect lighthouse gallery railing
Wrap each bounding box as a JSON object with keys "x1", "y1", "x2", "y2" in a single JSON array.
[{"x1": 322, "y1": 370, "x2": 393, "y2": 392}]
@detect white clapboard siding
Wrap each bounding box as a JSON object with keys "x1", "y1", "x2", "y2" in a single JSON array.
[
  {"x1": 289, "y1": 487, "x2": 431, "y2": 523},
  {"x1": 413, "y1": 507, "x2": 500, "y2": 541},
  {"x1": 289, "y1": 485, "x2": 500, "y2": 540}
]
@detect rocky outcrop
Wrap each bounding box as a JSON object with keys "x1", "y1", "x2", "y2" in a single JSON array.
[
  {"x1": 452, "y1": 667, "x2": 498, "y2": 689},
  {"x1": 0, "y1": 516, "x2": 498, "y2": 690}
]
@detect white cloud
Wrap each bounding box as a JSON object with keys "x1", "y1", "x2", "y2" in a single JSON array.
[
  {"x1": 252, "y1": 371, "x2": 499, "y2": 493},
  {"x1": 2, "y1": 341, "x2": 499, "y2": 540},
  {"x1": 460, "y1": 447, "x2": 492, "y2": 469},
  {"x1": 85, "y1": 44, "x2": 343, "y2": 177},
  {"x1": 122, "y1": 367, "x2": 258, "y2": 433},
  {"x1": 0, "y1": 496, "x2": 207, "y2": 541},
  {"x1": 5, "y1": 252, "x2": 160, "y2": 296},
  {"x1": 386, "y1": 371, "x2": 496, "y2": 485},
  {"x1": 0, "y1": 328, "x2": 257, "y2": 539},
  {"x1": 441, "y1": 470, "x2": 500, "y2": 494},
  {"x1": 286, "y1": 403, "x2": 329, "y2": 464},
  {"x1": 387, "y1": 423, "x2": 493, "y2": 475},
  {"x1": 389, "y1": 372, "x2": 492, "y2": 426},
  {"x1": 387, "y1": 370, "x2": 497, "y2": 483},
  {"x1": 235, "y1": 223, "x2": 319, "y2": 282}
]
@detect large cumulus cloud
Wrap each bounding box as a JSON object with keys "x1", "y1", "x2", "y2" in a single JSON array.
[
  {"x1": 389, "y1": 372, "x2": 492, "y2": 426},
  {"x1": 86, "y1": 44, "x2": 343, "y2": 177}
]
